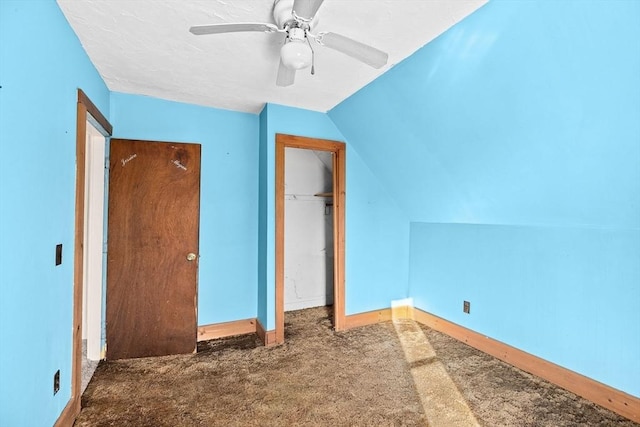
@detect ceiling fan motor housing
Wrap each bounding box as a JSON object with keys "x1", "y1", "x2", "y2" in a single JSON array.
[
  {"x1": 273, "y1": 0, "x2": 294, "y2": 28},
  {"x1": 273, "y1": 0, "x2": 319, "y2": 30}
]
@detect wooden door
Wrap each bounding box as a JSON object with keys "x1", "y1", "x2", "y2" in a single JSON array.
[{"x1": 106, "y1": 139, "x2": 201, "y2": 359}]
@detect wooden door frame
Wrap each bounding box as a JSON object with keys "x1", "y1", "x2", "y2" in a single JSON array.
[
  {"x1": 57, "y1": 89, "x2": 112, "y2": 427},
  {"x1": 275, "y1": 134, "x2": 346, "y2": 344}
]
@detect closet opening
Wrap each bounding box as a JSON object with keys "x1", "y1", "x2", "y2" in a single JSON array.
[
  {"x1": 275, "y1": 134, "x2": 345, "y2": 343},
  {"x1": 283, "y1": 147, "x2": 335, "y2": 314}
]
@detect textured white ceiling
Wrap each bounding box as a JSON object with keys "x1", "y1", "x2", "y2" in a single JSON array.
[{"x1": 57, "y1": 0, "x2": 487, "y2": 114}]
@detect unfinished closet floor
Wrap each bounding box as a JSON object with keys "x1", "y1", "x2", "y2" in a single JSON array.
[{"x1": 76, "y1": 307, "x2": 637, "y2": 426}]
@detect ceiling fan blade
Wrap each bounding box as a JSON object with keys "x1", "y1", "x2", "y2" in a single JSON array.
[
  {"x1": 316, "y1": 32, "x2": 388, "y2": 69},
  {"x1": 276, "y1": 59, "x2": 296, "y2": 87},
  {"x1": 292, "y1": 0, "x2": 324, "y2": 21},
  {"x1": 189, "y1": 22, "x2": 280, "y2": 35}
]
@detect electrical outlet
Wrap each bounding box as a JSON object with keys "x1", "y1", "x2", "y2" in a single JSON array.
[
  {"x1": 53, "y1": 370, "x2": 60, "y2": 395},
  {"x1": 55, "y1": 244, "x2": 62, "y2": 266},
  {"x1": 463, "y1": 301, "x2": 471, "y2": 314}
]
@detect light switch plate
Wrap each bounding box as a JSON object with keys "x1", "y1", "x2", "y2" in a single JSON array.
[{"x1": 55, "y1": 244, "x2": 62, "y2": 266}]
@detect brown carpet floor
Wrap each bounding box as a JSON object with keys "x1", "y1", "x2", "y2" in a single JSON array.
[{"x1": 75, "y1": 307, "x2": 638, "y2": 426}]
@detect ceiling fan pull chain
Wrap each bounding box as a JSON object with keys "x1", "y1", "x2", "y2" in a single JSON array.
[{"x1": 307, "y1": 34, "x2": 316, "y2": 75}]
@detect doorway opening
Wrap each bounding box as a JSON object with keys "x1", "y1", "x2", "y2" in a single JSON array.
[
  {"x1": 81, "y1": 117, "x2": 108, "y2": 392},
  {"x1": 283, "y1": 147, "x2": 334, "y2": 312},
  {"x1": 275, "y1": 134, "x2": 346, "y2": 344}
]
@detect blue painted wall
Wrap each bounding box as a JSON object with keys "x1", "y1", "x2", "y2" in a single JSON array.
[
  {"x1": 257, "y1": 107, "x2": 269, "y2": 328},
  {"x1": 345, "y1": 149, "x2": 410, "y2": 314},
  {"x1": 110, "y1": 92, "x2": 260, "y2": 325},
  {"x1": 257, "y1": 104, "x2": 409, "y2": 329},
  {"x1": 410, "y1": 223, "x2": 640, "y2": 395},
  {"x1": 330, "y1": 0, "x2": 640, "y2": 397},
  {"x1": 0, "y1": 1, "x2": 110, "y2": 425}
]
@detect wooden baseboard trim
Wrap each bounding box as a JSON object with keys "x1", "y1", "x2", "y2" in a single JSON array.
[
  {"x1": 198, "y1": 317, "x2": 279, "y2": 347},
  {"x1": 411, "y1": 308, "x2": 640, "y2": 423},
  {"x1": 197, "y1": 318, "x2": 257, "y2": 342},
  {"x1": 54, "y1": 397, "x2": 79, "y2": 427},
  {"x1": 256, "y1": 318, "x2": 277, "y2": 346},
  {"x1": 344, "y1": 305, "x2": 412, "y2": 330},
  {"x1": 344, "y1": 308, "x2": 394, "y2": 329}
]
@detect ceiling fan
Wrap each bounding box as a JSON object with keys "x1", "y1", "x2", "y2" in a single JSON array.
[{"x1": 189, "y1": 0, "x2": 389, "y2": 87}]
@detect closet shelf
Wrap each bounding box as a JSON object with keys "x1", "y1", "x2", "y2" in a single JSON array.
[{"x1": 314, "y1": 192, "x2": 333, "y2": 198}]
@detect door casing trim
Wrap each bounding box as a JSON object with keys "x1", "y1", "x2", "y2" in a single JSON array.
[{"x1": 56, "y1": 90, "x2": 112, "y2": 427}]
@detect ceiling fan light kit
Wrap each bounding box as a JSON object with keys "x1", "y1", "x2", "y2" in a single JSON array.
[
  {"x1": 281, "y1": 39, "x2": 313, "y2": 70},
  {"x1": 189, "y1": 0, "x2": 389, "y2": 86}
]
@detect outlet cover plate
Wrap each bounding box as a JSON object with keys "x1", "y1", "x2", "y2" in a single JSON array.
[{"x1": 463, "y1": 300, "x2": 470, "y2": 314}]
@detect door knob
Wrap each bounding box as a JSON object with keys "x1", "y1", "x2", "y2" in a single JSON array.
[{"x1": 186, "y1": 253, "x2": 197, "y2": 261}]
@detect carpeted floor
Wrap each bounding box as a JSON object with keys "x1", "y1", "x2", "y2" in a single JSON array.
[{"x1": 75, "y1": 307, "x2": 638, "y2": 426}]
